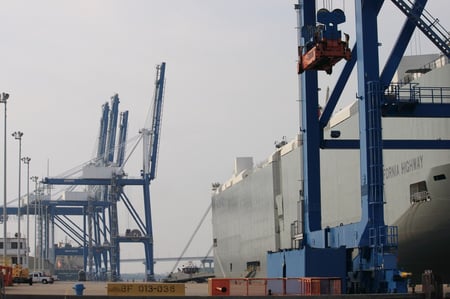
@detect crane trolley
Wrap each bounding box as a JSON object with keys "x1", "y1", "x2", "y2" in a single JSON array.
[{"x1": 297, "y1": 8, "x2": 351, "y2": 75}]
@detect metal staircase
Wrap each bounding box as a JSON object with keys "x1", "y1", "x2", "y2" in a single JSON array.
[{"x1": 391, "y1": 0, "x2": 450, "y2": 57}]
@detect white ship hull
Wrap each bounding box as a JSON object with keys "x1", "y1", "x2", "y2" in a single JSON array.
[{"x1": 212, "y1": 59, "x2": 450, "y2": 282}]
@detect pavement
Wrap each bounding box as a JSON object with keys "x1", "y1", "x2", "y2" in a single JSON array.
[
  {"x1": 5, "y1": 280, "x2": 450, "y2": 298},
  {"x1": 5, "y1": 280, "x2": 209, "y2": 296}
]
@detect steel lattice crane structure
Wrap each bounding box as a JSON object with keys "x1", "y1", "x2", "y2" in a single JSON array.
[
  {"x1": 268, "y1": 0, "x2": 449, "y2": 294},
  {"x1": 41, "y1": 62, "x2": 166, "y2": 281}
]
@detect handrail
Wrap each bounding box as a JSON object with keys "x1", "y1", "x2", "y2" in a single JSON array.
[{"x1": 384, "y1": 83, "x2": 450, "y2": 104}]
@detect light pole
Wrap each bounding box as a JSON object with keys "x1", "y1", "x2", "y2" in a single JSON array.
[
  {"x1": 30, "y1": 176, "x2": 38, "y2": 272},
  {"x1": 12, "y1": 131, "x2": 23, "y2": 265},
  {"x1": 38, "y1": 183, "x2": 43, "y2": 271},
  {"x1": 21, "y1": 157, "x2": 30, "y2": 267},
  {"x1": 1, "y1": 92, "x2": 9, "y2": 265}
]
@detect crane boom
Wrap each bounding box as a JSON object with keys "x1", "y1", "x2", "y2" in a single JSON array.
[
  {"x1": 96, "y1": 102, "x2": 110, "y2": 162},
  {"x1": 116, "y1": 111, "x2": 129, "y2": 167},
  {"x1": 147, "y1": 62, "x2": 166, "y2": 180},
  {"x1": 106, "y1": 94, "x2": 120, "y2": 164}
]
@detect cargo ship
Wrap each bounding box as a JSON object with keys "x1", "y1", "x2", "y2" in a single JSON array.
[{"x1": 211, "y1": 53, "x2": 450, "y2": 283}]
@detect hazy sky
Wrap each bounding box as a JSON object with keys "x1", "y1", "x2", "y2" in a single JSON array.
[{"x1": 0, "y1": 0, "x2": 448, "y2": 274}]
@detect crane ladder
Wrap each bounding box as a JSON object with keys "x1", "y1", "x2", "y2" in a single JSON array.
[{"x1": 391, "y1": 0, "x2": 450, "y2": 57}]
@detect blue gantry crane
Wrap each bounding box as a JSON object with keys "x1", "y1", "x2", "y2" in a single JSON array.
[
  {"x1": 41, "y1": 62, "x2": 167, "y2": 281},
  {"x1": 268, "y1": 0, "x2": 449, "y2": 293}
]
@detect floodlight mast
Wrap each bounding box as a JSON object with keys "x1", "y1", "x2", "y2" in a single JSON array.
[
  {"x1": 22, "y1": 156, "x2": 31, "y2": 267},
  {"x1": 0, "y1": 92, "x2": 9, "y2": 265},
  {"x1": 12, "y1": 131, "x2": 24, "y2": 265}
]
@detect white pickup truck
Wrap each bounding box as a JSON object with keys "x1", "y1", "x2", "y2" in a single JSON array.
[{"x1": 29, "y1": 272, "x2": 55, "y2": 284}]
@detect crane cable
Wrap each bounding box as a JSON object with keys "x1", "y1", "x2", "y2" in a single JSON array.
[{"x1": 169, "y1": 203, "x2": 212, "y2": 274}]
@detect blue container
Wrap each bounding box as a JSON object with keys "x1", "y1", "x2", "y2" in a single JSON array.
[{"x1": 73, "y1": 283, "x2": 85, "y2": 296}]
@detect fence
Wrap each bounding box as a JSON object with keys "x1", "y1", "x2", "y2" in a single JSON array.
[{"x1": 208, "y1": 277, "x2": 342, "y2": 296}]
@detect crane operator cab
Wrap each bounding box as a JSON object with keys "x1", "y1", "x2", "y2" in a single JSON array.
[{"x1": 297, "y1": 8, "x2": 351, "y2": 75}]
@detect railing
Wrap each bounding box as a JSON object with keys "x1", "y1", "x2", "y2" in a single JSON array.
[
  {"x1": 208, "y1": 277, "x2": 342, "y2": 296},
  {"x1": 384, "y1": 83, "x2": 450, "y2": 104},
  {"x1": 381, "y1": 225, "x2": 399, "y2": 247},
  {"x1": 369, "y1": 225, "x2": 398, "y2": 248}
]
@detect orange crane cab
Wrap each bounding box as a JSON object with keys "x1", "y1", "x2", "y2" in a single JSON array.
[{"x1": 298, "y1": 8, "x2": 351, "y2": 75}]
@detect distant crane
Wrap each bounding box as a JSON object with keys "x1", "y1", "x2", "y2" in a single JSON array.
[
  {"x1": 138, "y1": 62, "x2": 167, "y2": 281},
  {"x1": 42, "y1": 62, "x2": 167, "y2": 281}
]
